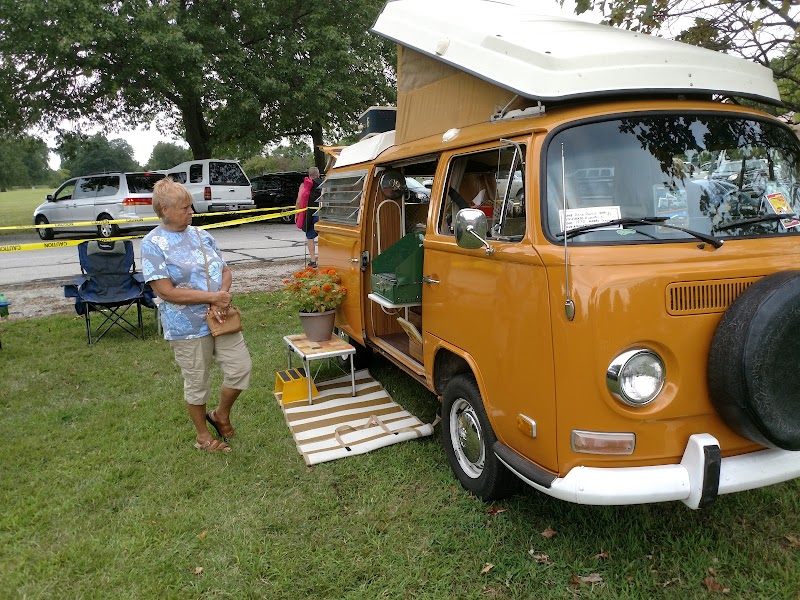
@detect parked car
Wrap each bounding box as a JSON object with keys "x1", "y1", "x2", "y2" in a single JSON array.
[
  {"x1": 405, "y1": 177, "x2": 430, "y2": 201},
  {"x1": 33, "y1": 172, "x2": 166, "y2": 240},
  {"x1": 162, "y1": 159, "x2": 253, "y2": 214},
  {"x1": 709, "y1": 159, "x2": 769, "y2": 183},
  {"x1": 250, "y1": 171, "x2": 306, "y2": 223}
]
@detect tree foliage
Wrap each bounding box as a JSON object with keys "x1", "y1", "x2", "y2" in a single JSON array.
[
  {"x1": 0, "y1": 0, "x2": 396, "y2": 167},
  {"x1": 57, "y1": 133, "x2": 139, "y2": 177},
  {"x1": 241, "y1": 140, "x2": 313, "y2": 178},
  {"x1": 146, "y1": 142, "x2": 192, "y2": 171},
  {"x1": 0, "y1": 134, "x2": 52, "y2": 191},
  {"x1": 567, "y1": 1, "x2": 800, "y2": 112}
]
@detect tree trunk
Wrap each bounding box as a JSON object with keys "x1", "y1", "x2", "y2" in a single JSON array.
[
  {"x1": 311, "y1": 122, "x2": 326, "y2": 172},
  {"x1": 181, "y1": 97, "x2": 212, "y2": 159}
]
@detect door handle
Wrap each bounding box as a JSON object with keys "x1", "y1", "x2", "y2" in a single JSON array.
[
  {"x1": 422, "y1": 276, "x2": 440, "y2": 284},
  {"x1": 349, "y1": 258, "x2": 359, "y2": 263}
]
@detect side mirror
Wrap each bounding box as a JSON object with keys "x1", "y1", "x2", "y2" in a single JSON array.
[
  {"x1": 46, "y1": 194, "x2": 54, "y2": 202},
  {"x1": 455, "y1": 208, "x2": 494, "y2": 255}
]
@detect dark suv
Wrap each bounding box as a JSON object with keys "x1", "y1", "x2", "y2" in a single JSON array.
[{"x1": 250, "y1": 171, "x2": 306, "y2": 223}]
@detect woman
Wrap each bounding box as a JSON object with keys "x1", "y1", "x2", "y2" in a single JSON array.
[
  {"x1": 141, "y1": 177, "x2": 252, "y2": 453},
  {"x1": 295, "y1": 166, "x2": 324, "y2": 268}
]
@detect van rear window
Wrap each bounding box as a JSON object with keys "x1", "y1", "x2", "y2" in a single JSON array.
[
  {"x1": 126, "y1": 173, "x2": 166, "y2": 193},
  {"x1": 209, "y1": 162, "x2": 249, "y2": 186}
]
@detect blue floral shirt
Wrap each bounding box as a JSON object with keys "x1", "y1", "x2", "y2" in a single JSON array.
[{"x1": 141, "y1": 226, "x2": 226, "y2": 340}]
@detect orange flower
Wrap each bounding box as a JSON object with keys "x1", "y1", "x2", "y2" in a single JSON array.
[{"x1": 283, "y1": 267, "x2": 346, "y2": 312}]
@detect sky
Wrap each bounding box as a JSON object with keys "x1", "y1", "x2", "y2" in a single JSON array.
[{"x1": 45, "y1": 1, "x2": 598, "y2": 170}]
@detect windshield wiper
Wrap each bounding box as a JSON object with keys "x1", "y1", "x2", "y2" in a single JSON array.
[
  {"x1": 713, "y1": 213, "x2": 798, "y2": 232},
  {"x1": 556, "y1": 217, "x2": 723, "y2": 248}
]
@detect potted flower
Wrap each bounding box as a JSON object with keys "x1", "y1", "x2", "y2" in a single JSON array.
[{"x1": 283, "y1": 266, "x2": 348, "y2": 341}]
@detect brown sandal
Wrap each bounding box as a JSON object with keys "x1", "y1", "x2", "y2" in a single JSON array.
[
  {"x1": 194, "y1": 438, "x2": 232, "y2": 453},
  {"x1": 206, "y1": 410, "x2": 236, "y2": 441}
]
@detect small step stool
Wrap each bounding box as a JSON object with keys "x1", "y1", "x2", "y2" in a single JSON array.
[{"x1": 275, "y1": 367, "x2": 319, "y2": 404}]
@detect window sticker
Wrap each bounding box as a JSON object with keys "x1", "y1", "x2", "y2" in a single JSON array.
[
  {"x1": 765, "y1": 192, "x2": 800, "y2": 229},
  {"x1": 559, "y1": 206, "x2": 622, "y2": 232}
]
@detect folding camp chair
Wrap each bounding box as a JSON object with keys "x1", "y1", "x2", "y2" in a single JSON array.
[{"x1": 64, "y1": 240, "x2": 157, "y2": 344}]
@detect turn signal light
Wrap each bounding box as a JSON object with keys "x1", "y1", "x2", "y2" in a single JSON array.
[{"x1": 571, "y1": 430, "x2": 635, "y2": 455}]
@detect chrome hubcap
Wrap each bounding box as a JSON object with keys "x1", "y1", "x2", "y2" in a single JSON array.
[{"x1": 450, "y1": 398, "x2": 484, "y2": 479}]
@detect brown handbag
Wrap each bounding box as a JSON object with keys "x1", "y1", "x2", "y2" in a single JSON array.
[
  {"x1": 206, "y1": 304, "x2": 242, "y2": 337},
  {"x1": 197, "y1": 227, "x2": 242, "y2": 337}
]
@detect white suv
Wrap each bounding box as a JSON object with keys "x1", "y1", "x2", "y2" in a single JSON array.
[
  {"x1": 163, "y1": 159, "x2": 253, "y2": 213},
  {"x1": 33, "y1": 172, "x2": 166, "y2": 240}
]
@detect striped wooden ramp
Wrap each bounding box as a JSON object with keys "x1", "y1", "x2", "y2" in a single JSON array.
[{"x1": 276, "y1": 369, "x2": 435, "y2": 465}]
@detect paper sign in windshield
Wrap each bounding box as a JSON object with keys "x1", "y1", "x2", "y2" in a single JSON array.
[
  {"x1": 559, "y1": 206, "x2": 622, "y2": 232},
  {"x1": 765, "y1": 192, "x2": 800, "y2": 229}
]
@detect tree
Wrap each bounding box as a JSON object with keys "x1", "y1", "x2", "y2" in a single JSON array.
[
  {"x1": 567, "y1": 1, "x2": 799, "y2": 112},
  {"x1": 0, "y1": 0, "x2": 396, "y2": 168},
  {"x1": 146, "y1": 142, "x2": 192, "y2": 171},
  {"x1": 0, "y1": 134, "x2": 52, "y2": 191},
  {"x1": 57, "y1": 133, "x2": 139, "y2": 177},
  {"x1": 241, "y1": 141, "x2": 313, "y2": 177}
]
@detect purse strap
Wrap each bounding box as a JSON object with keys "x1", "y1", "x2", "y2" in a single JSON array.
[{"x1": 194, "y1": 227, "x2": 213, "y2": 307}]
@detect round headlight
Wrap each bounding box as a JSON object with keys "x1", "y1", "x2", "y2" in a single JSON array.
[{"x1": 607, "y1": 349, "x2": 665, "y2": 407}]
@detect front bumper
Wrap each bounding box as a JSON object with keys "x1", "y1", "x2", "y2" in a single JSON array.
[{"x1": 497, "y1": 433, "x2": 800, "y2": 508}]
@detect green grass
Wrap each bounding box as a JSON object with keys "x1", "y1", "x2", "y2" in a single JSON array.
[
  {"x1": 0, "y1": 187, "x2": 49, "y2": 236},
  {"x1": 1, "y1": 292, "x2": 799, "y2": 599}
]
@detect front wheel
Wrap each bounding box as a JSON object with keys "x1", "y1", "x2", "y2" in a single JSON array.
[
  {"x1": 442, "y1": 374, "x2": 520, "y2": 501},
  {"x1": 97, "y1": 213, "x2": 120, "y2": 239},
  {"x1": 36, "y1": 216, "x2": 54, "y2": 240}
]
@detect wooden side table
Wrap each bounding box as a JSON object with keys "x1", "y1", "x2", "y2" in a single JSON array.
[{"x1": 283, "y1": 334, "x2": 356, "y2": 404}]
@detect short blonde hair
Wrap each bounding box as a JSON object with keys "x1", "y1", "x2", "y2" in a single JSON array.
[{"x1": 152, "y1": 177, "x2": 192, "y2": 218}]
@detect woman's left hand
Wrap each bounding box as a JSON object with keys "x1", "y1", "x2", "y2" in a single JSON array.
[{"x1": 210, "y1": 297, "x2": 231, "y2": 322}]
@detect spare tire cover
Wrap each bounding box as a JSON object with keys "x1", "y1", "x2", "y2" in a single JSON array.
[{"x1": 708, "y1": 271, "x2": 800, "y2": 450}]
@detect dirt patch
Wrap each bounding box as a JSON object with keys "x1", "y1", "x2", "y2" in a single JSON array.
[{"x1": 0, "y1": 259, "x2": 304, "y2": 321}]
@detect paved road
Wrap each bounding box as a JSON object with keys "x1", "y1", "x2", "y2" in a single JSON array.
[{"x1": 0, "y1": 221, "x2": 309, "y2": 286}]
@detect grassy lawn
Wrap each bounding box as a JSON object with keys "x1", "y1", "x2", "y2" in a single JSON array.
[
  {"x1": 1, "y1": 292, "x2": 798, "y2": 599},
  {"x1": 0, "y1": 188, "x2": 49, "y2": 236}
]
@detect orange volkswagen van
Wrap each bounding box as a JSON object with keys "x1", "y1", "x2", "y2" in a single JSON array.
[{"x1": 314, "y1": 0, "x2": 800, "y2": 507}]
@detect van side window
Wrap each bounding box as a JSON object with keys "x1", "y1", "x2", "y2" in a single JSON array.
[
  {"x1": 438, "y1": 145, "x2": 526, "y2": 239},
  {"x1": 93, "y1": 175, "x2": 120, "y2": 198},
  {"x1": 189, "y1": 164, "x2": 203, "y2": 183},
  {"x1": 167, "y1": 171, "x2": 187, "y2": 184},
  {"x1": 54, "y1": 180, "x2": 77, "y2": 201},
  {"x1": 317, "y1": 170, "x2": 367, "y2": 225},
  {"x1": 75, "y1": 177, "x2": 102, "y2": 199}
]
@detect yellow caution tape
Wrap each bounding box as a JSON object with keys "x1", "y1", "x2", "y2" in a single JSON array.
[
  {"x1": 0, "y1": 205, "x2": 299, "y2": 231},
  {"x1": 0, "y1": 207, "x2": 305, "y2": 252}
]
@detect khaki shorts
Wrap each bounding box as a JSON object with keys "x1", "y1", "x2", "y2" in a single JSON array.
[{"x1": 169, "y1": 332, "x2": 252, "y2": 406}]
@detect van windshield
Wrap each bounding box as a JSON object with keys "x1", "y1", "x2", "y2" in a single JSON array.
[{"x1": 545, "y1": 113, "x2": 800, "y2": 243}]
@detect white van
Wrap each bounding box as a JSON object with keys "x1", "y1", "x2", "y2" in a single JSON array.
[
  {"x1": 33, "y1": 171, "x2": 166, "y2": 239},
  {"x1": 164, "y1": 159, "x2": 254, "y2": 213}
]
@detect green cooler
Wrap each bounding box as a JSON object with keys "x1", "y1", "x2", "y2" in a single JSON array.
[{"x1": 370, "y1": 233, "x2": 424, "y2": 304}]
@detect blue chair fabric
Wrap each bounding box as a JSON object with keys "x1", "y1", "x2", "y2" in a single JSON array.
[{"x1": 64, "y1": 240, "x2": 156, "y2": 344}]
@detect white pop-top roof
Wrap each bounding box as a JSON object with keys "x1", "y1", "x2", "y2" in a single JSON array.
[
  {"x1": 334, "y1": 130, "x2": 396, "y2": 169},
  {"x1": 371, "y1": 0, "x2": 781, "y2": 105}
]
